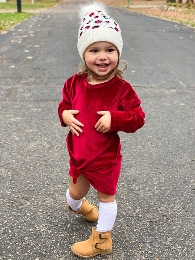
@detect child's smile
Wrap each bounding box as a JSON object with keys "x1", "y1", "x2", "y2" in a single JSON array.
[{"x1": 96, "y1": 63, "x2": 109, "y2": 71}]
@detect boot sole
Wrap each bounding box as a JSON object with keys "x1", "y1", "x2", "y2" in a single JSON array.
[{"x1": 71, "y1": 247, "x2": 112, "y2": 258}]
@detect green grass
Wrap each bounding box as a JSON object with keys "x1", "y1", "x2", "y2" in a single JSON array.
[
  {"x1": 0, "y1": 0, "x2": 60, "y2": 10},
  {"x1": 0, "y1": 12, "x2": 33, "y2": 32},
  {"x1": 178, "y1": 18, "x2": 195, "y2": 28},
  {"x1": 0, "y1": 0, "x2": 62, "y2": 32}
]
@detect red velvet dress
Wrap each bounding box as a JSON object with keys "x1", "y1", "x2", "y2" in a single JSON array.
[{"x1": 58, "y1": 74, "x2": 145, "y2": 195}]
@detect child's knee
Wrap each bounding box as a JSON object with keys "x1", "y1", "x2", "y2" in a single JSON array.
[{"x1": 97, "y1": 192, "x2": 115, "y2": 202}]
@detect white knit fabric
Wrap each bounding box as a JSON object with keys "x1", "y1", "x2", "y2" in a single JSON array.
[
  {"x1": 77, "y1": 2, "x2": 123, "y2": 60},
  {"x1": 66, "y1": 189, "x2": 82, "y2": 212},
  {"x1": 96, "y1": 200, "x2": 117, "y2": 232}
]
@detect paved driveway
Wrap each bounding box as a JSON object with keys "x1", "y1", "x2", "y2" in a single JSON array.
[{"x1": 0, "y1": 1, "x2": 195, "y2": 259}]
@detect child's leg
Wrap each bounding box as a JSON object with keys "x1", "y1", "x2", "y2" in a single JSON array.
[
  {"x1": 69, "y1": 174, "x2": 90, "y2": 199},
  {"x1": 66, "y1": 174, "x2": 98, "y2": 222},
  {"x1": 96, "y1": 192, "x2": 117, "y2": 232},
  {"x1": 66, "y1": 189, "x2": 82, "y2": 211},
  {"x1": 71, "y1": 191, "x2": 115, "y2": 257},
  {"x1": 66, "y1": 174, "x2": 90, "y2": 211}
]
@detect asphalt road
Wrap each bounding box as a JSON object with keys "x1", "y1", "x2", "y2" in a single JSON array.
[{"x1": 0, "y1": 1, "x2": 195, "y2": 259}]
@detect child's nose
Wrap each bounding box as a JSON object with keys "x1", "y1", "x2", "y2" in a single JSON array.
[{"x1": 98, "y1": 51, "x2": 107, "y2": 60}]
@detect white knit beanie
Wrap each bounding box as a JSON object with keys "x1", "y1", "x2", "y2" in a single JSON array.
[{"x1": 77, "y1": 1, "x2": 123, "y2": 60}]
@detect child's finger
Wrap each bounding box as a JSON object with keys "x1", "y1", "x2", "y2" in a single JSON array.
[
  {"x1": 97, "y1": 111, "x2": 107, "y2": 115},
  {"x1": 69, "y1": 126, "x2": 80, "y2": 136},
  {"x1": 96, "y1": 123, "x2": 105, "y2": 132},
  {"x1": 69, "y1": 110, "x2": 80, "y2": 115},
  {"x1": 73, "y1": 119, "x2": 84, "y2": 127},
  {"x1": 94, "y1": 120, "x2": 101, "y2": 129},
  {"x1": 71, "y1": 123, "x2": 83, "y2": 133}
]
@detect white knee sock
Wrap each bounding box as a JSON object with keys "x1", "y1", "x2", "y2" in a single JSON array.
[
  {"x1": 66, "y1": 189, "x2": 82, "y2": 212},
  {"x1": 96, "y1": 200, "x2": 117, "y2": 232}
]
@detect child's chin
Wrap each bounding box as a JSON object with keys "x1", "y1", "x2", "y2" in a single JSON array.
[{"x1": 97, "y1": 70, "x2": 109, "y2": 75}]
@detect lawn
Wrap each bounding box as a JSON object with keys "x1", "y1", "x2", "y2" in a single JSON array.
[
  {"x1": 0, "y1": 0, "x2": 61, "y2": 10},
  {"x1": 0, "y1": 0, "x2": 62, "y2": 32},
  {"x1": 0, "y1": 12, "x2": 33, "y2": 32}
]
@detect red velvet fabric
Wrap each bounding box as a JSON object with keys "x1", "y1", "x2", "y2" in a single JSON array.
[{"x1": 58, "y1": 74, "x2": 145, "y2": 194}]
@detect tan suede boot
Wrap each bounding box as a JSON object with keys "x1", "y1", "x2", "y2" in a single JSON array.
[
  {"x1": 68, "y1": 198, "x2": 98, "y2": 222},
  {"x1": 71, "y1": 227, "x2": 112, "y2": 258}
]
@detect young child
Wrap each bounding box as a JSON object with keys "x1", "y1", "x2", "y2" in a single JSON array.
[{"x1": 58, "y1": 2, "x2": 145, "y2": 258}]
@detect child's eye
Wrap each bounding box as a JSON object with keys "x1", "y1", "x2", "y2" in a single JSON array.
[
  {"x1": 107, "y1": 48, "x2": 115, "y2": 52},
  {"x1": 90, "y1": 49, "x2": 98, "y2": 53}
]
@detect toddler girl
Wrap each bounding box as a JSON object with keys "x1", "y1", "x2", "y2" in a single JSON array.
[{"x1": 58, "y1": 2, "x2": 145, "y2": 258}]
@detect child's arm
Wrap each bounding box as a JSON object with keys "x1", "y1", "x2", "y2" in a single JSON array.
[
  {"x1": 94, "y1": 87, "x2": 145, "y2": 134},
  {"x1": 109, "y1": 86, "x2": 145, "y2": 133},
  {"x1": 58, "y1": 79, "x2": 84, "y2": 136},
  {"x1": 110, "y1": 106, "x2": 145, "y2": 133},
  {"x1": 58, "y1": 82, "x2": 72, "y2": 127}
]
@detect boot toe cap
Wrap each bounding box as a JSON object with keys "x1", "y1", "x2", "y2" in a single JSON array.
[{"x1": 71, "y1": 242, "x2": 96, "y2": 258}]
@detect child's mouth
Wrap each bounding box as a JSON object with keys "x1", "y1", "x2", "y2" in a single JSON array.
[{"x1": 96, "y1": 63, "x2": 108, "y2": 68}]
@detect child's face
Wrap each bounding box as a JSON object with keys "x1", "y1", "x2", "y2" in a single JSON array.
[{"x1": 84, "y1": 41, "x2": 118, "y2": 80}]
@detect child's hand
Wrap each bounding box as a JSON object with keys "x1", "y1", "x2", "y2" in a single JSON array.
[
  {"x1": 95, "y1": 111, "x2": 111, "y2": 133},
  {"x1": 62, "y1": 110, "x2": 84, "y2": 136}
]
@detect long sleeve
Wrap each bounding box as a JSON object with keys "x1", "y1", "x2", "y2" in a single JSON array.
[
  {"x1": 58, "y1": 78, "x2": 74, "y2": 127},
  {"x1": 109, "y1": 85, "x2": 145, "y2": 133}
]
